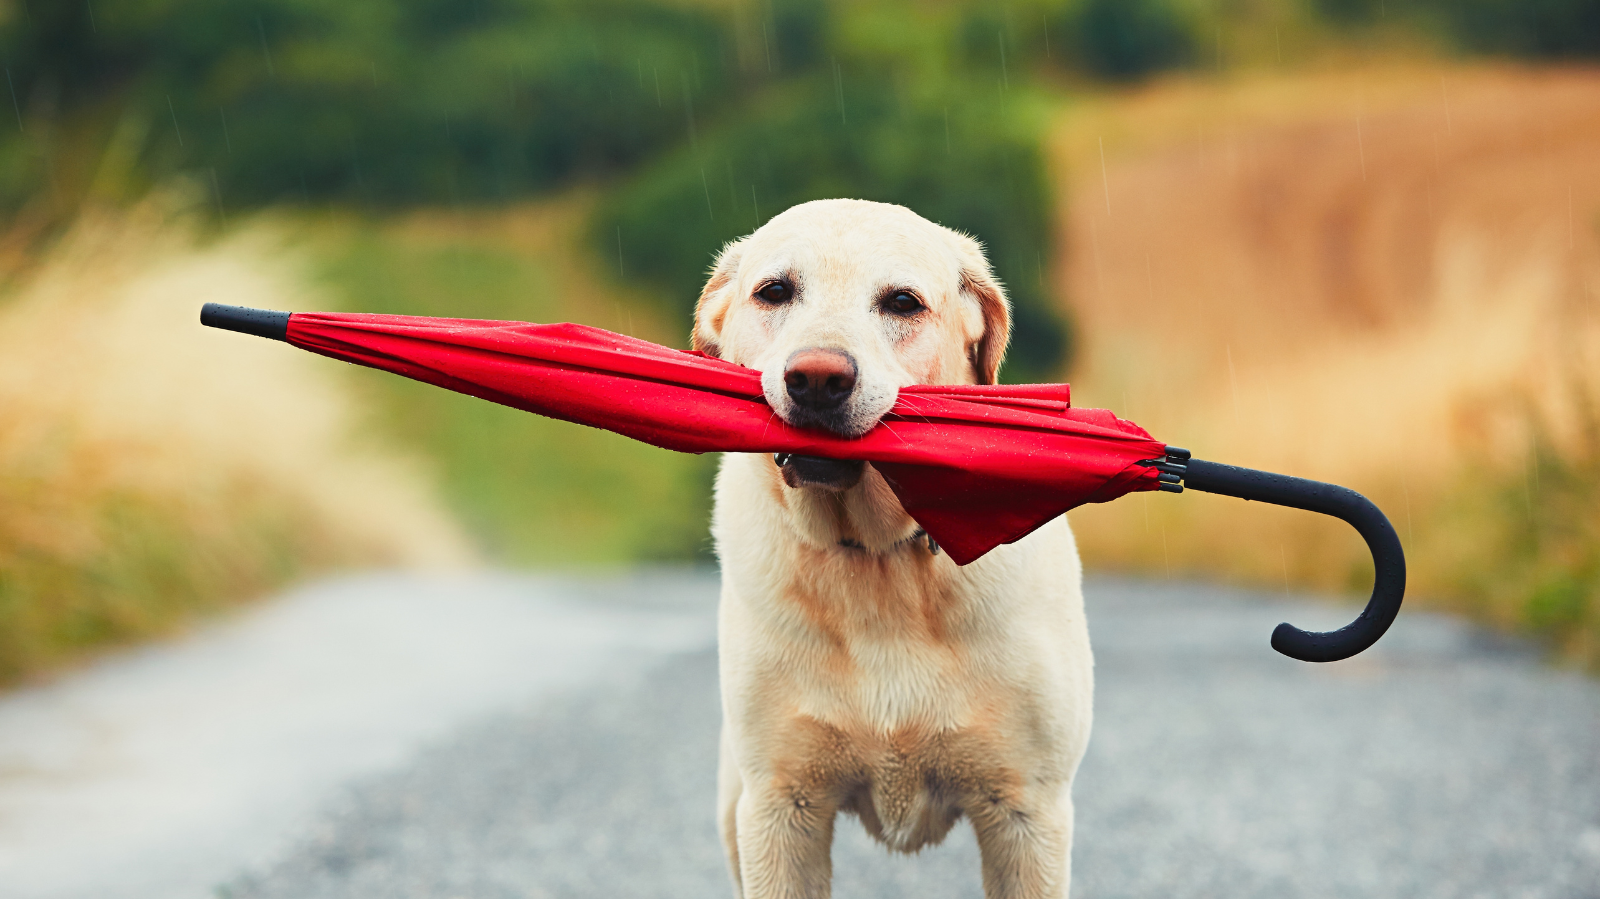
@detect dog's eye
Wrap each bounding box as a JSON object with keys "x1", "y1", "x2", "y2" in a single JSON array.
[
  {"x1": 756, "y1": 281, "x2": 793, "y2": 304},
  {"x1": 882, "y1": 291, "x2": 924, "y2": 316}
]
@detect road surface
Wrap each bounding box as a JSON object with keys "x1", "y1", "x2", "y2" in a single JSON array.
[{"x1": 1, "y1": 571, "x2": 1596, "y2": 898}]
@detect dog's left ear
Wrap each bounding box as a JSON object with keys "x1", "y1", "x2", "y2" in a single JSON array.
[
  {"x1": 948, "y1": 231, "x2": 1011, "y2": 385},
  {"x1": 691, "y1": 239, "x2": 744, "y2": 358}
]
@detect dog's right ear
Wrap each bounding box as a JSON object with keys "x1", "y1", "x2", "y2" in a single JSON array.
[
  {"x1": 945, "y1": 230, "x2": 1011, "y2": 385},
  {"x1": 692, "y1": 239, "x2": 744, "y2": 358}
]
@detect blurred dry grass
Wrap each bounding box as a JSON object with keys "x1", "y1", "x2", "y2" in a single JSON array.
[
  {"x1": 0, "y1": 195, "x2": 471, "y2": 683},
  {"x1": 1055, "y1": 63, "x2": 1600, "y2": 666}
]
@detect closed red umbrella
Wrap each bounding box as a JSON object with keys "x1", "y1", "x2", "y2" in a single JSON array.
[{"x1": 201, "y1": 303, "x2": 1404, "y2": 663}]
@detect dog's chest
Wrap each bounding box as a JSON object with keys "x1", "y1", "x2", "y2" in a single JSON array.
[
  {"x1": 773, "y1": 566, "x2": 998, "y2": 728},
  {"x1": 776, "y1": 709, "x2": 1021, "y2": 853},
  {"x1": 768, "y1": 571, "x2": 1027, "y2": 849}
]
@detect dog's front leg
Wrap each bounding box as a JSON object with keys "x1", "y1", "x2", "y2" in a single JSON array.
[
  {"x1": 968, "y1": 782, "x2": 1075, "y2": 899},
  {"x1": 718, "y1": 726, "x2": 746, "y2": 896},
  {"x1": 734, "y1": 781, "x2": 838, "y2": 899}
]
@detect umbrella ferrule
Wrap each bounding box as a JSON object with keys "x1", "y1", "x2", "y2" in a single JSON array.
[{"x1": 201, "y1": 303, "x2": 291, "y2": 341}]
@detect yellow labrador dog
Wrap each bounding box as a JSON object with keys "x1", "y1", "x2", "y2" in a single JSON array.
[{"x1": 696, "y1": 199, "x2": 1092, "y2": 899}]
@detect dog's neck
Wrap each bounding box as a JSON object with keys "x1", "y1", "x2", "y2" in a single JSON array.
[{"x1": 774, "y1": 461, "x2": 924, "y2": 554}]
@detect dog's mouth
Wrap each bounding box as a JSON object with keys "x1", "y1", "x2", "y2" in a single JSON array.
[
  {"x1": 779, "y1": 405, "x2": 865, "y2": 437},
  {"x1": 762, "y1": 350, "x2": 897, "y2": 440},
  {"x1": 775, "y1": 453, "x2": 864, "y2": 491},
  {"x1": 769, "y1": 394, "x2": 895, "y2": 440}
]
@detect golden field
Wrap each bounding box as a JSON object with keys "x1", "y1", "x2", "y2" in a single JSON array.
[{"x1": 1057, "y1": 64, "x2": 1600, "y2": 666}]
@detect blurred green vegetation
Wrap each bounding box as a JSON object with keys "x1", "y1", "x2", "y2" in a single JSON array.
[
  {"x1": 307, "y1": 215, "x2": 717, "y2": 565},
  {"x1": 0, "y1": 0, "x2": 730, "y2": 208},
  {"x1": 597, "y1": 73, "x2": 1068, "y2": 381},
  {"x1": 1437, "y1": 416, "x2": 1600, "y2": 668},
  {"x1": 588, "y1": 1, "x2": 1081, "y2": 382},
  {"x1": 8, "y1": 0, "x2": 1597, "y2": 215},
  {"x1": 1057, "y1": 0, "x2": 1199, "y2": 80},
  {"x1": 1314, "y1": 0, "x2": 1600, "y2": 57}
]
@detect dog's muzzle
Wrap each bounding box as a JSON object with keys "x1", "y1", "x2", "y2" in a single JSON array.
[
  {"x1": 774, "y1": 453, "x2": 864, "y2": 491},
  {"x1": 776, "y1": 347, "x2": 871, "y2": 435},
  {"x1": 784, "y1": 349, "x2": 857, "y2": 411}
]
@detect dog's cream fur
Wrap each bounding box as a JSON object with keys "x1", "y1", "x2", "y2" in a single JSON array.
[{"x1": 697, "y1": 199, "x2": 1092, "y2": 899}]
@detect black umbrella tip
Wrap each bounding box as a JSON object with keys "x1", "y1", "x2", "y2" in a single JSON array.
[{"x1": 200, "y1": 303, "x2": 291, "y2": 341}]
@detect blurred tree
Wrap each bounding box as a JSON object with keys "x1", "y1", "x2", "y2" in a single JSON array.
[
  {"x1": 1055, "y1": 0, "x2": 1197, "y2": 81},
  {"x1": 596, "y1": 74, "x2": 1069, "y2": 382},
  {"x1": 768, "y1": 0, "x2": 830, "y2": 73},
  {"x1": 1312, "y1": 0, "x2": 1600, "y2": 57},
  {"x1": 5, "y1": 0, "x2": 1595, "y2": 220},
  {"x1": 1424, "y1": 0, "x2": 1600, "y2": 57},
  {"x1": 0, "y1": 0, "x2": 733, "y2": 209},
  {"x1": 1312, "y1": 0, "x2": 1387, "y2": 25},
  {"x1": 0, "y1": 0, "x2": 1111, "y2": 377},
  {"x1": 593, "y1": 1, "x2": 1072, "y2": 379}
]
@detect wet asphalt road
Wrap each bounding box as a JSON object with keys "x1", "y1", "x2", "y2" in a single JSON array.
[{"x1": 221, "y1": 575, "x2": 1600, "y2": 899}]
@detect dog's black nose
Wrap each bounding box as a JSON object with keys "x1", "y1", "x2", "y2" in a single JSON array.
[{"x1": 784, "y1": 348, "x2": 857, "y2": 411}]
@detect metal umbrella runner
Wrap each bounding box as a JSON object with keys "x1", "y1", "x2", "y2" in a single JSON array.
[{"x1": 201, "y1": 303, "x2": 1405, "y2": 664}]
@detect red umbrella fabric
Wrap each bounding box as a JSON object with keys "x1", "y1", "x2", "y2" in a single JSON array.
[
  {"x1": 275, "y1": 310, "x2": 1163, "y2": 565},
  {"x1": 200, "y1": 303, "x2": 1409, "y2": 662}
]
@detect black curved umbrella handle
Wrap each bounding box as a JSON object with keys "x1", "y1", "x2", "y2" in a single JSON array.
[{"x1": 1145, "y1": 447, "x2": 1406, "y2": 663}]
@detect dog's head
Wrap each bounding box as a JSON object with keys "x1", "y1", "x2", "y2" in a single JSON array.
[{"x1": 693, "y1": 199, "x2": 1011, "y2": 452}]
